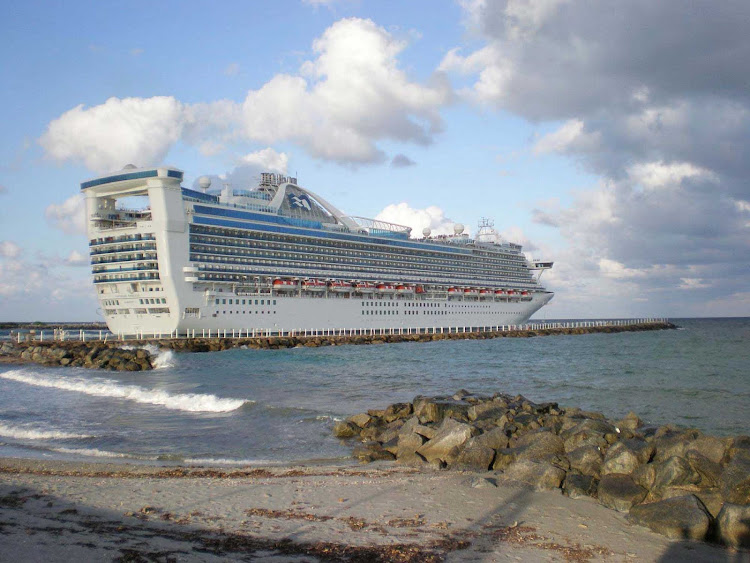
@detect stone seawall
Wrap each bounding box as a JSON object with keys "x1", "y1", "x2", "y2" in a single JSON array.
[
  {"x1": 0, "y1": 321, "x2": 675, "y2": 370},
  {"x1": 333, "y1": 391, "x2": 750, "y2": 548},
  {"x1": 0, "y1": 342, "x2": 154, "y2": 371}
]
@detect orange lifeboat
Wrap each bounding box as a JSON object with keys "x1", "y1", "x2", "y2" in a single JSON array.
[
  {"x1": 447, "y1": 287, "x2": 459, "y2": 296},
  {"x1": 495, "y1": 289, "x2": 506, "y2": 296},
  {"x1": 464, "y1": 288, "x2": 479, "y2": 297},
  {"x1": 396, "y1": 285, "x2": 414, "y2": 294},
  {"x1": 272, "y1": 279, "x2": 297, "y2": 291},
  {"x1": 506, "y1": 290, "x2": 516, "y2": 296},
  {"x1": 354, "y1": 282, "x2": 376, "y2": 293},
  {"x1": 376, "y1": 283, "x2": 396, "y2": 294},
  {"x1": 328, "y1": 280, "x2": 353, "y2": 293},
  {"x1": 415, "y1": 285, "x2": 425, "y2": 294},
  {"x1": 479, "y1": 289, "x2": 490, "y2": 296},
  {"x1": 302, "y1": 279, "x2": 326, "y2": 291}
]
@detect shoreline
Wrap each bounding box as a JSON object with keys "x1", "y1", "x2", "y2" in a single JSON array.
[{"x1": 0, "y1": 456, "x2": 739, "y2": 562}]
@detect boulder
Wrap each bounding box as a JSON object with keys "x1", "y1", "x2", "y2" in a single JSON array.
[
  {"x1": 598, "y1": 474, "x2": 648, "y2": 512},
  {"x1": 492, "y1": 448, "x2": 518, "y2": 471},
  {"x1": 656, "y1": 486, "x2": 725, "y2": 519},
  {"x1": 414, "y1": 398, "x2": 469, "y2": 424},
  {"x1": 563, "y1": 473, "x2": 599, "y2": 499},
  {"x1": 652, "y1": 430, "x2": 702, "y2": 462},
  {"x1": 616, "y1": 411, "x2": 644, "y2": 431},
  {"x1": 601, "y1": 439, "x2": 653, "y2": 475},
  {"x1": 396, "y1": 432, "x2": 426, "y2": 459},
  {"x1": 719, "y1": 452, "x2": 750, "y2": 504},
  {"x1": 500, "y1": 459, "x2": 566, "y2": 490},
  {"x1": 561, "y1": 419, "x2": 617, "y2": 452},
  {"x1": 627, "y1": 495, "x2": 713, "y2": 541},
  {"x1": 632, "y1": 463, "x2": 657, "y2": 490},
  {"x1": 352, "y1": 442, "x2": 395, "y2": 463},
  {"x1": 467, "y1": 402, "x2": 507, "y2": 422},
  {"x1": 716, "y1": 503, "x2": 750, "y2": 548},
  {"x1": 416, "y1": 418, "x2": 478, "y2": 463},
  {"x1": 332, "y1": 421, "x2": 360, "y2": 438},
  {"x1": 348, "y1": 413, "x2": 373, "y2": 428},
  {"x1": 726, "y1": 436, "x2": 750, "y2": 462},
  {"x1": 398, "y1": 416, "x2": 436, "y2": 440},
  {"x1": 567, "y1": 446, "x2": 604, "y2": 478},
  {"x1": 453, "y1": 443, "x2": 495, "y2": 471},
  {"x1": 383, "y1": 402, "x2": 412, "y2": 423},
  {"x1": 685, "y1": 450, "x2": 723, "y2": 488},
  {"x1": 651, "y1": 456, "x2": 701, "y2": 491},
  {"x1": 511, "y1": 429, "x2": 566, "y2": 461},
  {"x1": 688, "y1": 435, "x2": 727, "y2": 465},
  {"x1": 471, "y1": 427, "x2": 509, "y2": 451}
]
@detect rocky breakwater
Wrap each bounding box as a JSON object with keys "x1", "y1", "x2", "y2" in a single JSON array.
[
  {"x1": 334, "y1": 391, "x2": 750, "y2": 549},
  {"x1": 0, "y1": 341, "x2": 155, "y2": 371}
]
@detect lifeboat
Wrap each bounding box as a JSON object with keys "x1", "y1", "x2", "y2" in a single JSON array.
[
  {"x1": 464, "y1": 288, "x2": 479, "y2": 297},
  {"x1": 396, "y1": 285, "x2": 414, "y2": 294},
  {"x1": 354, "y1": 282, "x2": 376, "y2": 293},
  {"x1": 415, "y1": 285, "x2": 425, "y2": 294},
  {"x1": 328, "y1": 280, "x2": 353, "y2": 293},
  {"x1": 506, "y1": 290, "x2": 516, "y2": 296},
  {"x1": 301, "y1": 279, "x2": 326, "y2": 291},
  {"x1": 494, "y1": 289, "x2": 506, "y2": 296},
  {"x1": 447, "y1": 287, "x2": 459, "y2": 296},
  {"x1": 376, "y1": 283, "x2": 396, "y2": 294},
  {"x1": 521, "y1": 291, "x2": 529, "y2": 296},
  {"x1": 272, "y1": 279, "x2": 297, "y2": 291},
  {"x1": 479, "y1": 289, "x2": 490, "y2": 297}
]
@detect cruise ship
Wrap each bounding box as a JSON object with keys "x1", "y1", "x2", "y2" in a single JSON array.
[{"x1": 82, "y1": 166, "x2": 553, "y2": 337}]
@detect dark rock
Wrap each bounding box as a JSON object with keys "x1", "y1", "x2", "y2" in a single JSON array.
[
  {"x1": 563, "y1": 473, "x2": 599, "y2": 499},
  {"x1": 655, "y1": 486, "x2": 725, "y2": 519},
  {"x1": 333, "y1": 421, "x2": 360, "y2": 439},
  {"x1": 414, "y1": 398, "x2": 469, "y2": 424},
  {"x1": 348, "y1": 413, "x2": 372, "y2": 428},
  {"x1": 598, "y1": 474, "x2": 648, "y2": 512},
  {"x1": 652, "y1": 456, "x2": 702, "y2": 492},
  {"x1": 396, "y1": 432, "x2": 426, "y2": 458},
  {"x1": 453, "y1": 443, "x2": 495, "y2": 471},
  {"x1": 726, "y1": 436, "x2": 750, "y2": 462},
  {"x1": 500, "y1": 459, "x2": 566, "y2": 490},
  {"x1": 687, "y1": 436, "x2": 727, "y2": 465},
  {"x1": 352, "y1": 441, "x2": 396, "y2": 463},
  {"x1": 602, "y1": 438, "x2": 653, "y2": 475},
  {"x1": 616, "y1": 411, "x2": 644, "y2": 431},
  {"x1": 720, "y1": 452, "x2": 750, "y2": 504},
  {"x1": 627, "y1": 495, "x2": 713, "y2": 541},
  {"x1": 467, "y1": 402, "x2": 507, "y2": 422},
  {"x1": 652, "y1": 429, "x2": 703, "y2": 462},
  {"x1": 567, "y1": 446, "x2": 604, "y2": 478},
  {"x1": 561, "y1": 419, "x2": 617, "y2": 452},
  {"x1": 632, "y1": 463, "x2": 657, "y2": 490},
  {"x1": 685, "y1": 450, "x2": 723, "y2": 488},
  {"x1": 416, "y1": 418, "x2": 478, "y2": 464},
  {"x1": 512, "y1": 428, "x2": 566, "y2": 461},
  {"x1": 383, "y1": 402, "x2": 412, "y2": 423},
  {"x1": 398, "y1": 416, "x2": 436, "y2": 440},
  {"x1": 471, "y1": 427, "x2": 509, "y2": 450},
  {"x1": 716, "y1": 503, "x2": 750, "y2": 548},
  {"x1": 492, "y1": 448, "x2": 518, "y2": 471}
]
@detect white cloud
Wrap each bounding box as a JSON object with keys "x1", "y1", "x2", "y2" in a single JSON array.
[
  {"x1": 41, "y1": 18, "x2": 450, "y2": 171},
  {"x1": 0, "y1": 240, "x2": 21, "y2": 258},
  {"x1": 534, "y1": 119, "x2": 600, "y2": 154},
  {"x1": 65, "y1": 250, "x2": 88, "y2": 266},
  {"x1": 598, "y1": 258, "x2": 646, "y2": 280},
  {"x1": 627, "y1": 161, "x2": 717, "y2": 190},
  {"x1": 45, "y1": 194, "x2": 86, "y2": 235},
  {"x1": 679, "y1": 277, "x2": 710, "y2": 290},
  {"x1": 238, "y1": 148, "x2": 289, "y2": 174},
  {"x1": 376, "y1": 202, "x2": 456, "y2": 237},
  {"x1": 40, "y1": 96, "x2": 185, "y2": 173}
]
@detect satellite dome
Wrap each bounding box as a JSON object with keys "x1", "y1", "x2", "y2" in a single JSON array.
[
  {"x1": 422, "y1": 227, "x2": 431, "y2": 238},
  {"x1": 454, "y1": 223, "x2": 465, "y2": 235},
  {"x1": 198, "y1": 176, "x2": 212, "y2": 191}
]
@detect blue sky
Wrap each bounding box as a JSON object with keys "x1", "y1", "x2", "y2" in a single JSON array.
[{"x1": 1, "y1": 0, "x2": 748, "y2": 321}]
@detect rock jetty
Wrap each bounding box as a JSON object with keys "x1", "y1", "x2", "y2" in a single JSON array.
[
  {"x1": 334, "y1": 391, "x2": 750, "y2": 548},
  {"x1": 0, "y1": 341, "x2": 155, "y2": 371}
]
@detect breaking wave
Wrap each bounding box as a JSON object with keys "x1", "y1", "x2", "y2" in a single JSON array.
[
  {"x1": 121, "y1": 344, "x2": 176, "y2": 369},
  {"x1": 0, "y1": 369, "x2": 249, "y2": 413},
  {"x1": 0, "y1": 422, "x2": 93, "y2": 441},
  {"x1": 51, "y1": 447, "x2": 157, "y2": 460}
]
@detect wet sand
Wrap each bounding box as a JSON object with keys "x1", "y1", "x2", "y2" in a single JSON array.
[{"x1": 0, "y1": 457, "x2": 742, "y2": 562}]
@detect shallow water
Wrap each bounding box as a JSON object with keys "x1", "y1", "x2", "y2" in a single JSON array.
[{"x1": 0, "y1": 318, "x2": 747, "y2": 465}]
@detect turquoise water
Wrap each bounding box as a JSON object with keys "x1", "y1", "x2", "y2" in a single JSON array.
[{"x1": 0, "y1": 318, "x2": 747, "y2": 465}]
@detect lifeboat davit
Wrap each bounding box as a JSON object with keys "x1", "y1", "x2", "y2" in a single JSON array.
[
  {"x1": 396, "y1": 284, "x2": 414, "y2": 294},
  {"x1": 376, "y1": 283, "x2": 396, "y2": 294},
  {"x1": 302, "y1": 279, "x2": 326, "y2": 291},
  {"x1": 272, "y1": 279, "x2": 297, "y2": 291},
  {"x1": 354, "y1": 282, "x2": 376, "y2": 293},
  {"x1": 328, "y1": 280, "x2": 353, "y2": 292}
]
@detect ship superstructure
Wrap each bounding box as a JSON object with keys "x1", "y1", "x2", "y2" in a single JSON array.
[{"x1": 82, "y1": 166, "x2": 553, "y2": 336}]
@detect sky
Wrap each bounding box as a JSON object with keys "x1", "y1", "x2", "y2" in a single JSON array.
[{"x1": 1, "y1": 0, "x2": 749, "y2": 321}]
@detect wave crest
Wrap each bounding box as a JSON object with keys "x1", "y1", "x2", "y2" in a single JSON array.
[
  {"x1": 0, "y1": 369, "x2": 249, "y2": 413},
  {"x1": 0, "y1": 422, "x2": 93, "y2": 441}
]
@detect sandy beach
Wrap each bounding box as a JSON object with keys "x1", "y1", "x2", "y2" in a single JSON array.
[{"x1": 1, "y1": 457, "x2": 743, "y2": 562}]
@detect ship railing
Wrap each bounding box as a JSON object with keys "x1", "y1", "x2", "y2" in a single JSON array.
[{"x1": 5, "y1": 318, "x2": 671, "y2": 344}]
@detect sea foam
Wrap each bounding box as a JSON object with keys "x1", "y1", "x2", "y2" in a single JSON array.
[
  {"x1": 0, "y1": 422, "x2": 93, "y2": 441},
  {"x1": 122, "y1": 344, "x2": 176, "y2": 369},
  {"x1": 0, "y1": 369, "x2": 249, "y2": 413}
]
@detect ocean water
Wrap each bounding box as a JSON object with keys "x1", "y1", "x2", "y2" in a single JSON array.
[{"x1": 0, "y1": 318, "x2": 747, "y2": 466}]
